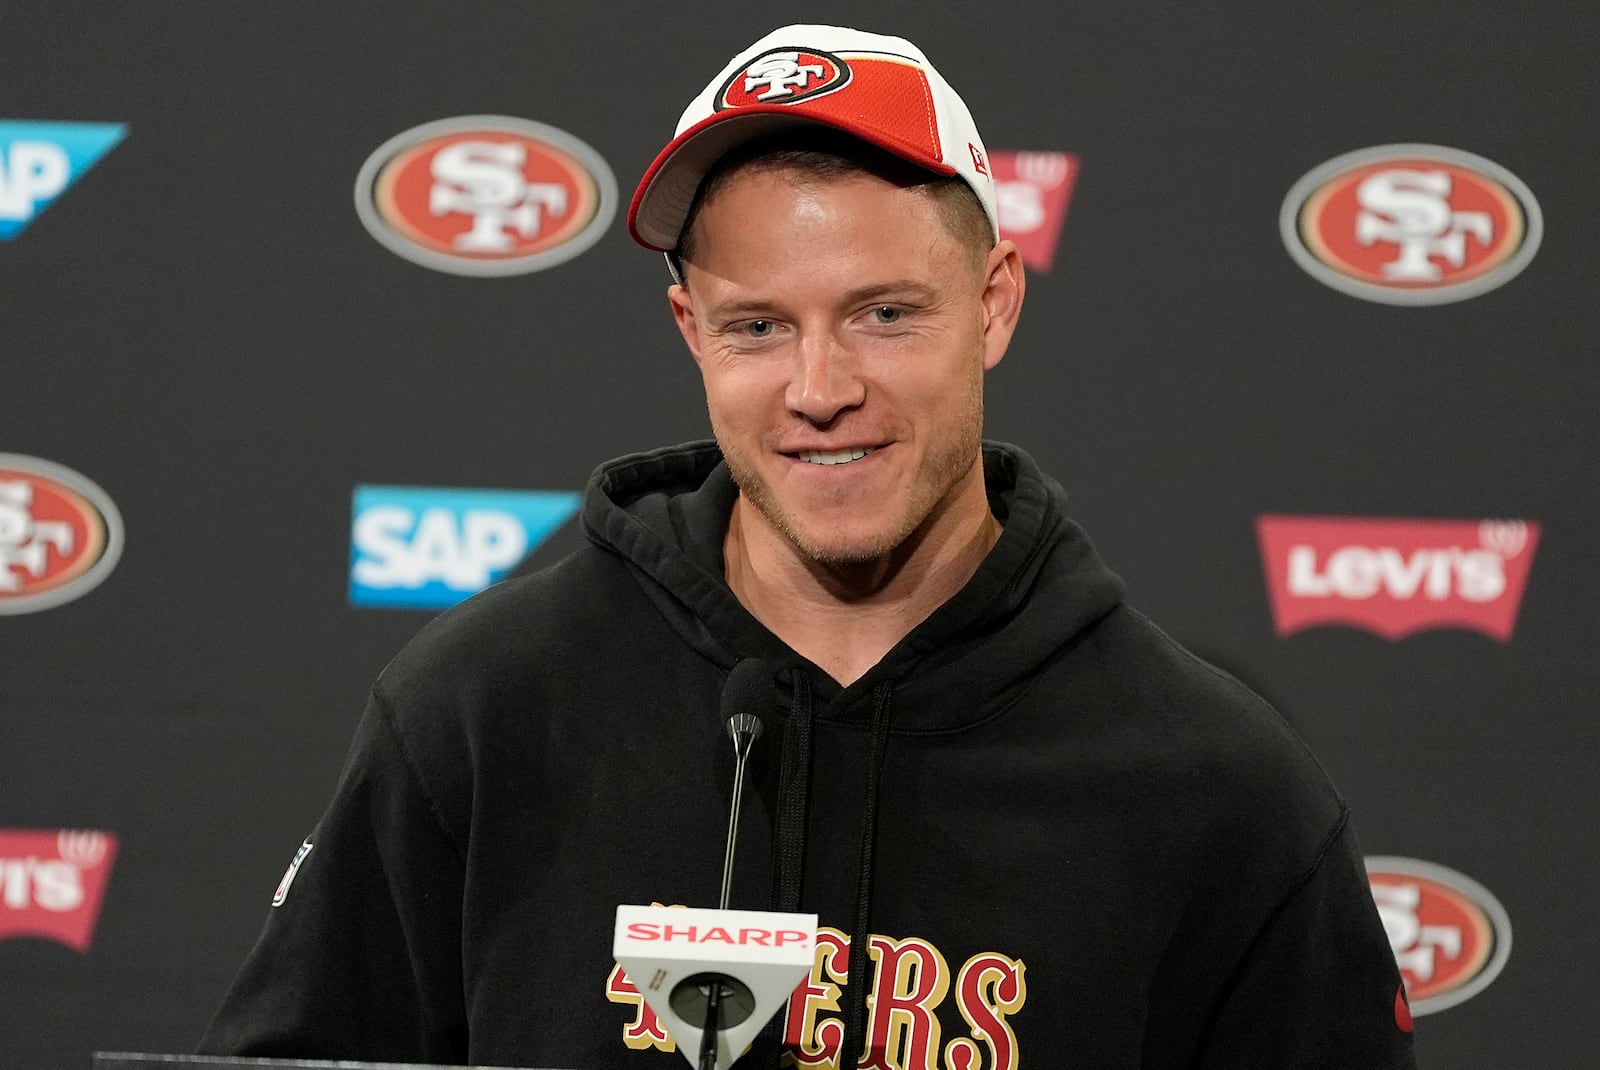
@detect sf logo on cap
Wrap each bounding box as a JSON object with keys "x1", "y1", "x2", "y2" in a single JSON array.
[{"x1": 717, "y1": 49, "x2": 851, "y2": 109}]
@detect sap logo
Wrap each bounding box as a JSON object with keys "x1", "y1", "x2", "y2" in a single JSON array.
[
  {"x1": 350, "y1": 484, "x2": 581, "y2": 610},
  {"x1": 0, "y1": 121, "x2": 126, "y2": 239}
]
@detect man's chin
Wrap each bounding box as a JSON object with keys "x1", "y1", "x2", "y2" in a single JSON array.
[{"x1": 775, "y1": 518, "x2": 907, "y2": 568}]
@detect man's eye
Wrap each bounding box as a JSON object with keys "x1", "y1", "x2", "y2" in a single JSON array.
[
  {"x1": 744, "y1": 320, "x2": 774, "y2": 338},
  {"x1": 871, "y1": 306, "x2": 903, "y2": 324}
]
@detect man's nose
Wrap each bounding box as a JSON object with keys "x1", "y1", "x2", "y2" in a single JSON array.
[{"x1": 786, "y1": 333, "x2": 866, "y2": 423}]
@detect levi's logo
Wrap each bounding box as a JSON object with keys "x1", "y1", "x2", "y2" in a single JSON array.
[
  {"x1": 992, "y1": 151, "x2": 1080, "y2": 273},
  {"x1": 0, "y1": 829, "x2": 119, "y2": 951},
  {"x1": 1257, "y1": 516, "x2": 1539, "y2": 641},
  {"x1": 717, "y1": 49, "x2": 851, "y2": 109}
]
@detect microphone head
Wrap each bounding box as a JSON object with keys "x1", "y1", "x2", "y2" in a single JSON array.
[
  {"x1": 725, "y1": 713, "x2": 764, "y2": 742},
  {"x1": 721, "y1": 658, "x2": 775, "y2": 750}
]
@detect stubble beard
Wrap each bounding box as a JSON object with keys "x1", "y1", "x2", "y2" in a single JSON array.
[{"x1": 715, "y1": 365, "x2": 987, "y2": 569}]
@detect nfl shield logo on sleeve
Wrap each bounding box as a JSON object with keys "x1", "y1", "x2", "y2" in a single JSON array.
[{"x1": 271, "y1": 841, "x2": 314, "y2": 907}]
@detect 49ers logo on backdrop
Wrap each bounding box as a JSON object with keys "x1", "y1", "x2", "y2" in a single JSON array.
[
  {"x1": 0, "y1": 454, "x2": 124, "y2": 615},
  {"x1": 1256, "y1": 516, "x2": 1539, "y2": 641},
  {"x1": 354, "y1": 115, "x2": 617, "y2": 277},
  {"x1": 0, "y1": 829, "x2": 119, "y2": 951},
  {"x1": 608, "y1": 925, "x2": 1026, "y2": 1069},
  {"x1": 1367, "y1": 856, "x2": 1512, "y2": 1015},
  {"x1": 1280, "y1": 144, "x2": 1542, "y2": 305},
  {"x1": 716, "y1": 49, "x2": 851, "y2": 108}
]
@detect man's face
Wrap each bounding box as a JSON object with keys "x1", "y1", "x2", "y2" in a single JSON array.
[{"x1": 669, "y1": 165, "x2": 1022, "y2": 566}]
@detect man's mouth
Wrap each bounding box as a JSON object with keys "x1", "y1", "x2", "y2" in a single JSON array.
[{"x1": 793, "y1": 446, "x2": 876, "y2": 466}]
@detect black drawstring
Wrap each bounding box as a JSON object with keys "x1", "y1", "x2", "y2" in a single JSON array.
[
  {"x1": 773, "y1": 671, "x2": 813, "y2": 913},
  {"x1": 839, "y1": 681, "x2": 894, "y2": 1070},
  {"x1": 747, "y1": 674, "x2": 892, "y2": 1069}
]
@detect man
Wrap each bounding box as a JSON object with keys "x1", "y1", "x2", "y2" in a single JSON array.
[{"x1": 201, "y1": 24, "x2": 1415, "y2": 1069}]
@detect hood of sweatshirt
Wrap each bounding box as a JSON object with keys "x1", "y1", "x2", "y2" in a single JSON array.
[
  {"x1": 582, "y1": 437, "x2": 1125, "y2": 729},
  {"x1": 582, "y1": 438, "x2": 1125, "y2": 1068}
]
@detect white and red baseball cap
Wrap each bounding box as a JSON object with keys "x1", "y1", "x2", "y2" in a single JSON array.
[{"x1": 627, "y1": 24, "x2": 999, "y2": 254}]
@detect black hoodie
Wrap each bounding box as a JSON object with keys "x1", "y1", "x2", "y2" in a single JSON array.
[{"x1": 200, "y1": 440, "x2": 1415, "y2": 1069}]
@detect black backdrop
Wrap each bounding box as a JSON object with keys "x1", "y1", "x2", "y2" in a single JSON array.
[{"x1": 3, "y1": 3, "x2": 1596, "y2": 1067}]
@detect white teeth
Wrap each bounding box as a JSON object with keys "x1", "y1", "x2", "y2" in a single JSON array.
[{"x1": 797, "y1": 447, "x2": 872, "y2": 466}]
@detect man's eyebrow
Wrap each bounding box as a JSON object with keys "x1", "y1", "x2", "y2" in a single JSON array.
[
  {"x1": 839, "y1": 280, "x2": 939, "y2": 304},
  {"x1": 706, "y1": 281, "x2": 940, "y2": 319},
  {"x1": 705, "y1": 297, "x2": 785, "y2": 319}
]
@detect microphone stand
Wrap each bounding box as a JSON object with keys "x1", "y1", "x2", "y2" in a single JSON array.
[{"x1": 700, "y1": 712, "x2": 762, "y2": 1070}]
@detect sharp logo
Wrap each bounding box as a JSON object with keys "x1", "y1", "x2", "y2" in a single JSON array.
[
  {"x1": 349, "y1": 484, "x2": 581, "y2": 610},
  {"x1": 354, "y1": 115, "x2": 617, "y2": 277},
  {"x1": 1367, "y1": 856, "x2": 1512, "y2": 1016},
  {"x1": 1281, "y1": 144, "x2": 1542, "y2": 305},
  {"x1": 0, "y1": 829, "x2": 119, "y2": 951},
  {"x1": 0, "y1": 121, "x2": 126, "y2": 239},
  {"x1": 1256, "y1": 516, "x2": 1539, "y2": 642},
  {"x1": 621, "y1": 922, "x2": 811, "y2": 947},
  {"x1": 991, "y1": 151, "x2": 1080, "y2": 273}
]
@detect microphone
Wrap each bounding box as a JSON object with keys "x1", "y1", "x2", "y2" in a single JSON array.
[
  {"x1": 717, "y1": 658, "x2": 771, "y2": 912},
  {"x1": 613, "y1": 660, "x2": 817, "y2": 1070},
  {"x1": 700, "y1": 660, "x2": 772, "y2": 1070}
]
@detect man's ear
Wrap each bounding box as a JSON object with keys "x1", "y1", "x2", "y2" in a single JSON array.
[
  {"x1": 979, "y1": 240, "x2": 1026, "y2": 372},
  {"x1": 668, "y1": 283, "x2": 704, "y2": 368}
]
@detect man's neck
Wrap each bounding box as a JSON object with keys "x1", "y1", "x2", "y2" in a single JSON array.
[{"x1": 723, "y1": 468, "x2": 1002, "y2": 687}]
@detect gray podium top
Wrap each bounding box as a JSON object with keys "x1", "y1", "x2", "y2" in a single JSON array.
[{"x1": 93, "y1": 1055, "x2": 581, "y2": 1070}]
